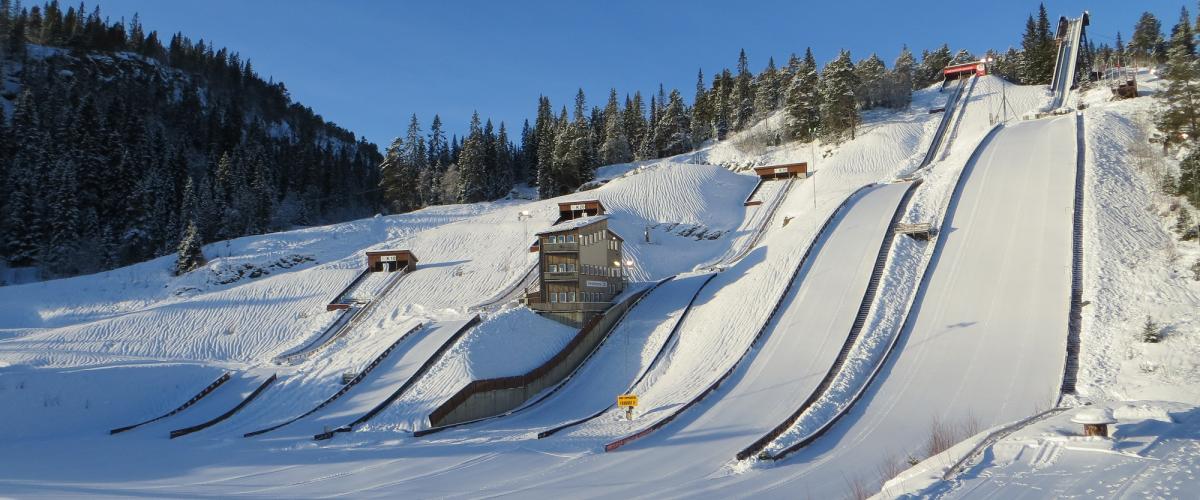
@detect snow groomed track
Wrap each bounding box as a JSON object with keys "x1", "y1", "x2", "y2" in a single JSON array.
[
  {"x1": 718, "y1": 115, "x2": 1078, "y2": 498},
  {"x1": 275, "y1": 269, "x2": 410, "y2": 364},
  {"x1": 603, "y1": 182, "x2": 912, "y2": 453}
]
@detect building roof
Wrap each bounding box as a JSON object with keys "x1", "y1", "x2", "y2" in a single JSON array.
[
  {"x1": 557, "y1": 199, "x2": 604, "y2": 208},
  {"x1": 535, "y1": 215, "x2": 609, "y2": 236},
  {"x1": 364, "y1": 249, "x2": 418, "y2": 262},
  {"x1": 1070, "y1": 408, "x2": 1117, "y2": 425}
]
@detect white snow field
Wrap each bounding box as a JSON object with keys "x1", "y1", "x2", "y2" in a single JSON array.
[
  {"x1": 902, "y1": 401, "x2": 1200, "y2": 499},
  {"x1": 0, "y1": 73, "x2": 1128, "y2": 498}
]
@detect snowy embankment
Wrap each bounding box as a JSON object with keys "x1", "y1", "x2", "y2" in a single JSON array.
[
  {"x1": 889, "y1": 401, "x2": 1200, "y2": 499},
  {"x1": 1073, "y1": 71, "x2": 1200, "y2": 405}
]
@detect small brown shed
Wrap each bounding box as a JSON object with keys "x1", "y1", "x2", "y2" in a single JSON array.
[
  {"x1": 753, "y1": 163, "x2": 808, "y2": 180},
  {"x1": 557, "y1": 200, "x2": 606, "y2": 222},
  {"x1": 365, "y1": 250, "x2": 418, "y2": 273}
]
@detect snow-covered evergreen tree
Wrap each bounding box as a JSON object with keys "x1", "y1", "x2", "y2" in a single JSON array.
[
  {"x1": 890, "y1": 46, "x2": 915, "y2": 108},
  {"x1": 457, "y1": 112, "x2": 489, "y2": 203},
  {"x1": 174, "y1": 220, "x2": 206, "y2": 275},
  {"x1": 1141, "y1": 315, "x2": 1161, "y2": 343},
  {"x1": 599, "y1": 88, "x2": 633, "y2": 165},
  {"x1": 731, "y1": 49, "x2": 755, "y2": 131},
  {"x1": 691, "y1": 70, "x2": 713, "y2": 144},
  {"x1": 784, "y1": 48, "x2": 820, "y2": 141},
  {"x1": 855, "y1": 53, "x2": 888, "y2": 109},
  {"x1": 656, "y1": 89, "x2": 692, "y2": 157},
  {"x1": 753, "y1": 56, "x2": 781, "y2": 120},
  {"x1": 819, "y1": 50, "x2": 860, "y2": 142}
]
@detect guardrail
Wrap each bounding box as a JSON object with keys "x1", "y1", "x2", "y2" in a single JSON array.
[
  {"x1": 604, "y1": 184, "x2": 875, "y2": 453},
  {"x1": 315, "y1": 316, "x2": 483, "y2": 440},
  {"x1": 736, "y1": 180, "x2": 922, "y2": 460},
  {"x1": 537, "y1": 272, "x2": 718, "y2": 439},
  {"x1": 1060, "y1": 113, "x2": 1085, "y2": 398},
  {"x1": 764, "y1": 124, "x2": 1006, "y2": 462},
  {"x1": 244, "y1": 322, "x2": 426, "y2": 437},
  {"x1": 109, "y1": 372, "x2": 231, "y2": 435},
  {"x1": 169, "y1": 374, "x2": 277, "y2": 438},
  {"x1": 417, "y1": 281, "x2": 667, "y2": 435},
  {"x1": 276, "y1": 268, "x2": 410, "y2": 364}
]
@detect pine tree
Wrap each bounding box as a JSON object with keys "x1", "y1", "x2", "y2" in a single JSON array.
[
  {"x1": 753, "y1": 56, "x2": 781, "y2": 120},
  {"x1": 784, "y1": 47, "x2": 820, "y2": 141},
  {"x1": 890, "y1": 46, "x2": 915, "y2": 108},
  {"x1": 1159, "y1": 40, "x2": 1200, "y2": 151},
  {"x1": 855, "y1": 53, "x2": 888, "y2": 109},
  {"x1": 3, "y1": 90, "x2": 46, "y2": 266},
  {"x1": 457, "y1": 112, "x2": 488, "y2": 203},
  {"x1": 599, "y1": 88, "x2": 633, "y2": 165},
  {"x1": 1130, "y1": 12, "x2": 1164, "y2": 66},
  {"x1": 534, "y1": 96, "x2": 557, "y2": 199},
  {"x1": 917, "y1": 44, "x2": 952, "y2": 88},
  {"x1": 1179, "y1": 148, "x2": 1200, "y2": 207},
  {"x1": 731, "y1": 49, "x2": 755, "y2": 131},
  {"x1": 492, "y1": 122, "x2": 514, "y2": 198},
  {"x1": 174, "y1": 220, "x2": 206, "y2": 275},
  {"x1": 656, "y1": 89, "x2": 691, "y2": 157},
  {"x1": 1170, "y1": 7, "x2": 1196, "y2": 59},
  {"x1": 819, "y1": 50, "x2": 860, "y2": 142},
  {"x1": 691, "y1": 69, "x2": 713, "y2": 144},
  {"x1": 1020, "y1": 4, "x2": 1055, "y2": 85},
  {"x1": 1141, "y1": 315, "x2": 1161, "y2": 343},
  {"x1": 1176, "y1": 206, "x2": 1195, "y2": 239}
]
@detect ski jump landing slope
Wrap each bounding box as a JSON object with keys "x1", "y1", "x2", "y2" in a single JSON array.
[
  {"x1": 247, "y1": 319, "x2": 472, "y2": 440},
  {"x1": 698, "y1": 114, "x2": 1079, "y2": 498}
]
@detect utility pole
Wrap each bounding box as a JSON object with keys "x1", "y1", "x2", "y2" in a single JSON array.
[{"x1": 810, "y1": 127, "x2": 818, "y2": 209}]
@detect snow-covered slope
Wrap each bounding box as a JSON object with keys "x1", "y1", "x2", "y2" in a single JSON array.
[{"x1": 7, "y1": 70, "x2": 1185, "y2": 499}]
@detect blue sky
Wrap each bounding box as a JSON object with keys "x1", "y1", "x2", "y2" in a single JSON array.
[{"x1": 90, "y1": 0, "x2": 1178, "y2": 147}]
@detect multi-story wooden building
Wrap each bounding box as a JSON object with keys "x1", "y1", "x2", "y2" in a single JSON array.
[{"x1": 526, "y1": 214, "x2": 626, "y2": 327}]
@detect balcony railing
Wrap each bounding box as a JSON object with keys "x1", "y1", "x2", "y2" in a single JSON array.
[
  {"x1": 527, "y1": 301, "x2": 611, "y2": 313},
  {"x1": 542, "y1": 242, "x2": 579, "y2": 253},
  {"x1": 543, "y1": 271, "x2": 578, "y2": 282}
]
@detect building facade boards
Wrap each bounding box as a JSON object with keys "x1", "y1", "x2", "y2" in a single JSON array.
[
  {"x1": 753, "y1": 163, "x2": 808, "y2": 180},
  {"x1": 527, "y1": 215, "x2": 625, "y2": 327},
  {"x1": 365, "y1": 250, "x2": 417, "y2": 273},
  {"x1": 557, "y1": 200, "x2": 606, "y2": 221}
]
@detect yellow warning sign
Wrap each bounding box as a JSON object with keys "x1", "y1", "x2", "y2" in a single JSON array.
[{"x1": 617, "y1": 394, "x2": 638, "y2": 407}]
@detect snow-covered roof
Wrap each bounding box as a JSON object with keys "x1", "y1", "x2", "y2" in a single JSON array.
[
  {"x1": 535, "y1": 215, "x2": 609, "y2": 236},
  {"x1": 1070, "y1": 408, "x2": 1117, "y2": 425}
]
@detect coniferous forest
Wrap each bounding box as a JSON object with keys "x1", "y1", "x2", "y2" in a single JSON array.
[
  {"x1": 0, "y1": 1, "x2": 381, "y2": 278},
  {"x1": 8, "y1": 1, "x2": 1196, "y2": 280}
]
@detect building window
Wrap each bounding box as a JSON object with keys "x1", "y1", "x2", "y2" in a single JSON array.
[
  {"x1": 569, "y1": 292, "x2": 576, "y2": 303},
  {"x1": 550, "y1": 293, "x2": 558, "y2": 303}
]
